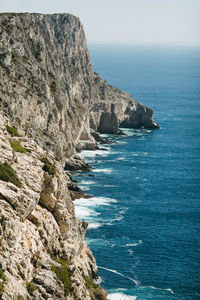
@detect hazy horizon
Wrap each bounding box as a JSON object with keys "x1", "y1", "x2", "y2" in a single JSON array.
[{"x1": 1, "y1": 0, "x2": 200, "y2": 46}]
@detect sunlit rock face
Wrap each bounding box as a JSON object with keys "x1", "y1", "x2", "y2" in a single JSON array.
[
  {"x1": 0, "y1": 13, "x2": 158, "y2": 159},
  {"x1": 0, "y1": 12, "x2": 159, "y2": 299}
]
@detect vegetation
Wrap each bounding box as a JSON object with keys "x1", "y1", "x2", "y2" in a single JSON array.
[
  {"x1": 50, "y1": 81, "x2": 57, "y2": 92},
  {"x1": 0, "y1": 268, "x2": 6, "y2": 282},
  {"x1": 0, "y1": 267, "x2": 6, "y2": 295},
  {"x1": 6, "y1": 125, "x2": 20, "y2": 137},
  {"x1": 83, "y1": 275, "x2": 107, "y2": 300},
  {"x1": 40, "y1": 157, "x2": 55, "y2": 175},
  {"x1": 26, "y1": 281, "x2": 37, "y2": 295},
  {"x1": 83, "y1": 276, "x2": 98, "y2": 289},
  {"x1": 0, "y1": 162, "x2": 21, "y2": 187},
  {"x1": 51, "y1": 258, "x2": 73, "y2": 295},
  {"x1": 10, "y1": 141, "x2": 30, "y2": 153}
]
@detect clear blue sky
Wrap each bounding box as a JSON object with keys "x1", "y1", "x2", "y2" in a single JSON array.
[{"x1": 1, "y1": 0, "x2": 200, "y2": 45}]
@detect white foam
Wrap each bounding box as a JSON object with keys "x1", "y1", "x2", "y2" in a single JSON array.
[
  {"x1": 98, "y1": 266, "x2": 139, "y2": 286},
  {"x1": 148, "y1": 286, "x2": 174, "y2": 294},
  {"x1": 128, "y1": 249, "x2": 133, "y2": 256},
  {"x1": 116, "y1": 141, "x2": 128, "y2": 144},
  {"x1": 88, "y1": 222, "x2": 101, "y2": 229},
  {"x1": 116, "y1": 157, "x2": 126, "y2": 160},
  {"x1": 74, "y1": 206, "x2": 99, "y2": 219},
  {"x1": 125, "y1": 240, "x2": 143, "y2": 247},
  {"x1": 93, "y1": 168, "x2": 113, "y2": 174},
  {"x1": 74, "y1": 197, "x2": 117, "y2": 207},
  {"x1": 79, "y1": 180, "x2": 96, "y2": 185},
  {"x1": 79, "y1": 186, "x2": 90, "y2": 191},
  {"x1": 108, "y1": 293, "x2": 136, "y2": 300},
  {"x1": 78, "y1": 148, "x2": 111, "y2": 159}
]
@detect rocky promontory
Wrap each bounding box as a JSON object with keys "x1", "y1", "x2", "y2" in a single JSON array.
[{"x1": 0, "y1": 12, "x2": 159, "y2": 299}]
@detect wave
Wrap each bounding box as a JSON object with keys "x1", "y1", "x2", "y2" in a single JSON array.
[
  {"x1": 78, "y1": 148, "x2": 111, "y2": 159},
  {"x1": 74, "y1": 197, "x2": 117, "y2": 207},
  {"x1": 79, "y1": 186, "x2": 90, "y2": 191},
  {"x1": 116, "y1": 156, "x2": 126, "y2": 161},
  {"x1": 74, "y1": 206, "x2": 99, "y2": 219},
  {"x1": 125, "y1": 240, "x2": 143, "y2": 247},
  {"x1": 105, "y1": 215, "x2": 124, "y2": 226},
  {"x1": 116, "y1": 141, "x2": 128, "y2": 145},
  {"x1": 88, "y1": 222, "x2": 101, "y2": 229},
  {"x1": 108, "y1": 293, "x2": 136, "y2": 300},
  {"x1": 79, "y1": 180, "x2": 96, "y2": 185},
  {"x1": 74, "y1": 197, "x2": 118, "y2": 227},
  {"x1": 93, "y1": 168, "x2": 113, "y2": 174},
  {"x1": 147, "y1": 286, "x2": 174, "y2": 294},
  {"x1": 98, "y1": 266, "x2": 140, "y2": 286}
]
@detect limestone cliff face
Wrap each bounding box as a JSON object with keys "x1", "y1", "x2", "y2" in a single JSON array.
[
  {"x1": 0, "y1": 13, "x2": 158, "y2": 160},
  {"x1": 0, "y1": 12, "x2": 159, "y2": 299},
  {"x1": 0, "y1": 113, "x2": 107, "y2": 300}
]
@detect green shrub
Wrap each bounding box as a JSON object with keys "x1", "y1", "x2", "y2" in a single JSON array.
[
  {"x1": 83, "y1": 275, "x2": 98, "y2": 289},
  {"x1": 51, "y1": 258, "x2": 72, "y2": 295},
  {"x1": 50, "y1": 81, "x2": 57, "y2": 92},
  {"x1": 0, "y1": 282, "x2": 4, "y2": 294},
  {"x1": 0, "y1": 267, "x2": 6, "y2": 282},
  {"x1": 26, "y1": 281, "x2": 37, "y2": 295},
  {"x1": 6, "y1": 125, "x2": 20, "y2": 137},
  {"x1": 0, "y1": 162, "x2": 21, "y2": 187},
  {"x1": 40, "y1": 158, "x2": 55, "y2": 175},
  {"x1": 0, "y1": 267, "x2": 6, "y2": 295},
  {"x1": 10, "y1": 141, "x2": 30, "y2": 153},
  {"x1": 90, "y1": 292, "x2": 95, "y2": 300}
]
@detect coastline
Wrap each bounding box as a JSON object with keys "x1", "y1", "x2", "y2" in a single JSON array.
[{"x1": 70, "y1": 129, "x2": 176, "y2": 300}]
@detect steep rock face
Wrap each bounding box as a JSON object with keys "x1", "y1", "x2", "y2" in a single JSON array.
[
  {"x1": 0, "y1": 12, "x2": 159, "y2": 300},
  {"x1": 0, "y1": 13, "x2": 159, "y2": 160},
  {"x1": 0, "y1": 113, "x2": 107, "y2": 300}
]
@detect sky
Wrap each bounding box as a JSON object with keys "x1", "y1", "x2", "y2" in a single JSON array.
[{"x1": 0, "y1": 0, "x2": 200, "y2": 45}]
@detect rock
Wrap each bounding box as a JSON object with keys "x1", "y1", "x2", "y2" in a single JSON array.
[
  {"x1": 64, "y1": 156, "x2": 92, "y2": 172},
  {"x1": 0, "y1": 13, "x2": 158, "y2": 161},
  {"x1": 0, "y1": 113, "x2": 104, "y2": 299},
  {"x1": 0, "y1": 11, "x2": 159, "y2": 300}
]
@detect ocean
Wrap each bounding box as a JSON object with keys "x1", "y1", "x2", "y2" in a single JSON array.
[{"x1": 74, "y1": 44, "x2": 200, "y2": 299}]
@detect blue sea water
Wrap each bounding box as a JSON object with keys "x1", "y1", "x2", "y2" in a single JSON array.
[{"x1": 74, "y1": 45, "x2": 200, "y2": 299}]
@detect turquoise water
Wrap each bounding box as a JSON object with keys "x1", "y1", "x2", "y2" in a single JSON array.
[{"x1": 74, "y1": 45, "x2": 200, "y2": 299}]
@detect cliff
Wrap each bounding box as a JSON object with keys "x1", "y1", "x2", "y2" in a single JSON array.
[
  {"x1": 0, "y1": 13, "x2": 159, "y2": 299},
  {"x1": 0, "y1": 13, "x2": 159, "y2": 160}
]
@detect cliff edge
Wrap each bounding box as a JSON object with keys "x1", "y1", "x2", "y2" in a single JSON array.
[
  {"x1": 0, "y1": 13, "x2": 159, "y2": 160},
  {"x1": 0, "y1": 13, "x2": 159, "y2": 299}
]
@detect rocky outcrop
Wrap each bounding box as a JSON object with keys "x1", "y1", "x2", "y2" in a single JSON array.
[
  {"x1": 0, "y1": 13, "x2": 158, "y2": 160},
  {"x1": 0, "y1": 113, "x2": 107, "y2": 299}
]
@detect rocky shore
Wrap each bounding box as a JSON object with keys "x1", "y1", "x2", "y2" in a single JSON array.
[{"x1": 0, "y1": 12, "x2": 159, "y2": 299}]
